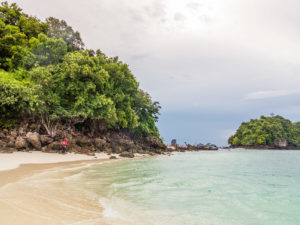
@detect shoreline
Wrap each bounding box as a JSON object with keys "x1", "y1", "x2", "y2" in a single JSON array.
[
  {"x1": 229, "y1": 147, "x2": 300, "y2": 150},
  {"x1": 0, "y1": 151, "x2": 149, "y2": 225},
  {"x1": 0, "y1": 151, "x2": 118, "y2": 172}
]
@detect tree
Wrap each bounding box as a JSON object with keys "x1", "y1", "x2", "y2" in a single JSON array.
[
  {"x1": 46, "y1": 17, "x2": 84, "y2": 51},
  {"x1": 0, "y1": 3, "x2": 162, "y2": 139}
]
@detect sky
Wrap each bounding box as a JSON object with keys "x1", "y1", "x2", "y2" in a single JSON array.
[{"x1": 8, "y1": 0, "x2": 300, "y2": 145}]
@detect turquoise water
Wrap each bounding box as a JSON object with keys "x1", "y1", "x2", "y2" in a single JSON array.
[{"x1": 71, "y1": 150, "x2": 300, "y2": 225}]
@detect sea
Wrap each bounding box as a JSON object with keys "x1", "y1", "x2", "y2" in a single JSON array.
[
  {"x1": 59, "y1": 149, "x2": 300, "y2": 225},
  {"x1": 10, "y1": 150, "x2": 300, "y2": 225}
]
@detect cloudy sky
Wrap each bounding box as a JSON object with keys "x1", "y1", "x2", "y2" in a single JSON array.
[{"x1": 9, "y1": 0, "x2": 300, "y2": 145}]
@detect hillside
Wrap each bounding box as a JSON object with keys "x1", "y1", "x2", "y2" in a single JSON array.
[{"x1": 0, "y1": 2, "x2": 166, "y2": 154}]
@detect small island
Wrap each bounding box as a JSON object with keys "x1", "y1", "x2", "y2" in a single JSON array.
[{"x1": 228, "y1": 115, "x2": 300, "y2": 149}]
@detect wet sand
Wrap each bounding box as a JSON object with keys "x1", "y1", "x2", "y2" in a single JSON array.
[{"x1": 0, "y1": 153, "x2": 127, "y2": 225}]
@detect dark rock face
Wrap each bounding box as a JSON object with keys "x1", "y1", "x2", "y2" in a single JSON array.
[
  {"x1": 0, "y1": 122, "x2": 168, "y2": 155},
  {"x1": 119, "y1": 151, "x2": 134, "y2": 158}
]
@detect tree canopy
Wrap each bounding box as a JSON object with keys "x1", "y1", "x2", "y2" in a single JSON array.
[
  {"x1": 228, "y1": 115, "x2": 300, "y2": 147},
  {"x1": 0, "y1": 2, "x2": 161, "y2": 138}
]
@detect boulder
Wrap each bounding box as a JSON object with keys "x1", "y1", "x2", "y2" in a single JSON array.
[
  {"x1": 94, "y1": 138, "x2": 106, "y2": 149},
  {"x1": 9, "y1": 136, "x2": 15, "y2": 143},
  {"x1": 40, "y1": 135, "x2": 54, "y2": 145},
  {"x1": 119, "y1": 151, "x2": 134, "y2": 158},
  {"x1": 137, "y1": 149, "x2": 146, "y2": 154},
  {"x1": 7, "y1": 141, "x2": 15, "y2": 148},
  {"x1": 103, "y1": 148, "x2": 112, "y2": 154},
  {"x1": 109, "y1": 156, "x2": 117, "y2": 159},
  {"x1": 15, "y1": 137, "x2": 27, "y2": 149},
  {"x1": 26, "y1": 132, "x2": 41, "y2": 149},
  {"x1": 111, "y1": 143, "x2": 123, "y2": 153},
  {"x1": 48, "y1": 141, "x2": 61, "y2": 150},
  {"x1": 0, "y1": 140, "x2": 6, "y2": 148},
  {"x1": 0, "y1": 132, "x2": 5, "y2": 138},
  {"x1": 68, "y1": 144, "x2": 81, "y2": 152},
  {"x1": 274, "y1": 138, "x2": 287, "y2": 148},
  {"x1": 154, "y1": 149, "x2": 162, "y2": 154},
  {"x1": 146, "y1": 136, "x2": 167, "y2": 149},
  {"x1": 0, "y1": 148, "x2": 14, "y2": 153},
  {"x1": 76, "y1": 136, "x2": 92, "y2": 147},
  {"x1": 113, "y1": 138, "x2": 136, "y2": 151},
  {"x1": 10, "y1": 130, "x2": 18, "y2": 138},
  {"x1": 18, "y1": 127, "x2": 25, "y2": 136},
  {"x1": 29, "y1": 123, "x2": 37, "y2": 130}
]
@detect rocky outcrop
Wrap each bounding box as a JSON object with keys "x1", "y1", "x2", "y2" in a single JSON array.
[
  {"x1": 26, "y1": 132, "x2": 41, "y2": 149},
  {"x1": 76, "y1": 136, "x2": 92, "y2": 147},
  {"x1": 119, "y1": 151, "x2": 134, "y2": 158},
  {"x1": 274, "y1": 138, "x2": 287, "y2": 148},
  {"x1": 0, "y1": 121, "x2": 167, "y2": 154},
  {"x1": 40, "y1": 135, "x2": 54, "y2": 145},
  {"x1": 0, "y1": 140, "x2": 6, "y2": 148},
  {"x1": 15, "y1": 136, "x2": 27, "y2": 149},
  {"x1": 94, "y1": 138, "x2": 107, "y2": 150},
  {"x1": 10, "y1": 130, "x2": 17, "y2": 138},
  {"x1": 47, "y1": 141, "x2": 61, "y2": 151}
]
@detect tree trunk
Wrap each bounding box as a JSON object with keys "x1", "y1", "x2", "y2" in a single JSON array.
[{"x1": 41, "y1": 114, "x2": 58, "y2": 137}]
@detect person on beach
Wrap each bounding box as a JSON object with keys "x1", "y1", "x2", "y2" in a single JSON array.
[{"x1": 61, "y1": 139, "x2": 67, "y2": 154}]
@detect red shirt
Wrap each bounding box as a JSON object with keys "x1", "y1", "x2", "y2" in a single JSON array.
[{"x1": 62, "y1": 140, "x2": 67, "y2": 147}]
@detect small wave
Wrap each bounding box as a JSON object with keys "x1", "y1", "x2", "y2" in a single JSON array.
[
  {"x1": 63, "y1": 171, "x2": 85, "y2": 181},
  {"x1": 62, "y1": 162, "x2": 102, "y2": 172},
  {"x1": 99, "y1": 198, "x2": 124, "y2": 219},
  {"x1": 98, "y1": 197, "x2": 158, "y2": 225}
]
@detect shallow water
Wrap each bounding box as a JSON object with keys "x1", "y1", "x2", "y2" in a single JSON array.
[
  {"x1": 77, "y1": 150, "x2": 300, "y2": 225},
  {"x1": 3, "y1": 150, "x2": 300, "y2": 225}
]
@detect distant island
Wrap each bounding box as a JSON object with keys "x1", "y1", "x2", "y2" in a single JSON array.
[{"x1": 228, "y1": 115, "x2": 300, "y2": 149}]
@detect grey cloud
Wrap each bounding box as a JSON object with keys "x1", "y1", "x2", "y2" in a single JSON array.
[
  {"x1": 174, "y1": 12, "x2": 186, "y2": 22},
  {"x1": 143, "y1": 0, "x2": 167, "y2": 20},
  {"x1": 130, "y1": 53, "x2": 149, "y2": 61},
  {"x1": 186, "y1": 2, "x2": 202, "y2": 11},
  {"x1": 198, "y1": 15, "x2": 213, "y2": 23},
  {"x1": 128, "y1": 8, "x2": 145, "y2": 23},
  {"x1": 6, "y1": 0, "x2": 300, "y2": 145}
]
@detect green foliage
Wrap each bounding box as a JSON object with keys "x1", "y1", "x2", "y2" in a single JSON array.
[
  {"x1": 0, "y1": 70, "x2": 40, "y2": 127},
  {"x1": 228, "y1": 115, "x2": 300, "y2": 147},
  {"x1": 0, "y1": 2, "x2": 49, "y2": 70},
  {"x1": 46, "y1": 17, "x2": 84, "y2": 51},
  {"x1": 24, "y1": 33, "x2": 68, "y2": 68},
  {"x1": 0, "y1": 2, "x2": 161, "y2": 138}
]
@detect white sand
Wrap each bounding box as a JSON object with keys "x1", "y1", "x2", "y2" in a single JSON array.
[{"x1": 0, "y1": 151, "x2": 116, "y2": 172}]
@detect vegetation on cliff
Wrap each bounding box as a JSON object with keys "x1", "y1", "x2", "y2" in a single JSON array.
[
  {"x1": 0, "y1": 2, "x2": 161, "y2": 139},
  {"x1": 228, "y1": 115, "x2": 300, "y2": 147}
]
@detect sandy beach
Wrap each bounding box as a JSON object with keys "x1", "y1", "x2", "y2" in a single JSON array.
[{"x1": 0, "y1": 151, "x2": 127, "y2": 225}]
